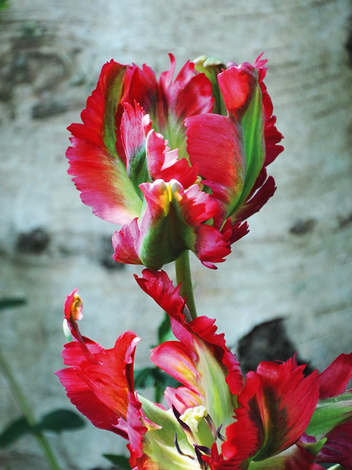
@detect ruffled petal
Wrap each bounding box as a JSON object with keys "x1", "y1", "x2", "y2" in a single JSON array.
[
  {"x1": 67, "y1": 60, "x2": 142, "y2": 225},
  {"x1": 146, "y1": 129, "x2": 198, "y2": 188},
  {"x1": 134, "y1": 269, "x2": 186, "y2": 319},
  {"x1": 112, "y1": 218, "x2": 142, "y2": 265},
  {"x1": 135, "y1": 270, "x2": 243, "y2": 427}
]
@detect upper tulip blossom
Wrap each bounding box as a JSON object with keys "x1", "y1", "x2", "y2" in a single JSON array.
[
  {"x1": 56, "y1": 271, "x2": 352, "y2": 470},
  {"x1": 66, "y1": 53, "x2": 283, "y2": 270}
]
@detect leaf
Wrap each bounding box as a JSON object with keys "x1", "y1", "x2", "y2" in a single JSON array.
[
  {"x1": 134, "y1": 367, "x2": 156, "y2": 389},
  {"x1": 0, "y1": 0, "x2": 9, "y2": 12},
  {"x1": 157, "y1": 312, "x2": 173, "y2": 344},
  {"x1": 0, "y1": 417, "x2": 32, "y2": 447},
  {"x1": 0, "y1": 298, "x2": 27, "y2": 311},
  {"x1": 37, "y1": 409, "x2": 85, "y2": 433},
  {"x1": 134, "y1": 366, "x2": 181, "y2": 391},
  {"x1": 103, "y1": 453, "x2": 130, "y2": 468}
]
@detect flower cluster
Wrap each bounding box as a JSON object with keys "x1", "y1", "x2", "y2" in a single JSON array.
[
  {"x1": 59, "y1": 53, "x2": 352, "y2": 470},
  {"x1": 57, "y1": 271, "x2": 352, "y2": 470},
  {"x1": 66, "y1": 54, "x2": 283, "y2": 270}
]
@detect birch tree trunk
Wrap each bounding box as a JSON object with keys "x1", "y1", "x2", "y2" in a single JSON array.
[{"x1": 0, "y1": 0, "x2": 351, "y2": 468}]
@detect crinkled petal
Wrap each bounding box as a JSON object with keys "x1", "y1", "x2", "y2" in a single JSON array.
[
  {"x1": 135, "y1": 270, "x2": 243, "y2": 428},
  {"x1": 120, "y1": 102, "x2": 152, "y2": 192},
  {"x1": 218, "y1": 62, "x2": 259, "y2": 120},
  {"x1": 160, "y1": 53, "x2": 214, "y2": 122},
  {"x1": 67, "y1": 60, "x2": 142, "y2": 225},
  {"x1": 112, "y1": 218, "x2": 142, "y2": 265},
  {"x1": 146, "y1": 129, "x2": 198, "y2": 188},
  {"x1": 134, "y1": 269, "x2": 186, "y2": 319}
]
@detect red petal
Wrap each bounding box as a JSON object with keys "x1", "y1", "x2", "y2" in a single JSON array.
[
  {"x1": 151, "y1": 341, "x2": 200, "y2": 392},
  {"x1": 218, "y1": 62, "x2": 258, "y2": 119},
  {"x1": 194, "y1": 224, "x2": 231, "y2": 269},
  {"x1": 234, "y1": 174, "x2": 276, "y2": 223},
  {"x1": 223, "y1": 358, "x2": 319, "y2": 461},
  {"x1": 67, "y1": 60, "x2": 142, "y2": 225},
  {"x1": 56, "y1": 330, "x2": 141, "y2": 438},
  {"x1": 318, "y1": 353, "x2": 352, "y2": 399},
  {"x1": 186, "y1": 113, "x2": 244, "y2": 220},
  {"x1": 134, "y1": 269, "x2": 186, "y2": 320},
  {"x1": 112, "y1": 218, "x2": 142, "y2": 265},
  {"x1": 56, "y1": 367, "x2": 127, "y2": 437}
]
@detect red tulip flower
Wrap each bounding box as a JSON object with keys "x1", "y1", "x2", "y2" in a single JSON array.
[
  {"x1": 66, "y1": 54, "x2": 283, "y2": 270},
  {"x1": 57, "y1": 272, "x2": 352, "y2": 469}
]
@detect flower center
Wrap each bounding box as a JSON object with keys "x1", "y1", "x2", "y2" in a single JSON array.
[
  {"x1": 174, "y1": 405, "x2": 225, "y2": 469},
  {"x1": 180, "y1": 406, "x2": 213, "y2": 448}
]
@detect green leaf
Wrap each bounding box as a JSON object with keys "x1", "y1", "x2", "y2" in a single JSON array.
[
  {"x1": 0, "y1": 417, "x2": 32, "y2": 447},
  {"x1": 134, "y1": 366, "x2": 180, "y2": 390},
  {"x1": 103, "y1": 453, "x2": 130, "y2": 468},
  {"x1": 0, "y1": 0, "x2": 9, "y2": 12},
  {"x1": 157, "y1": 312, "x2": 173, "y2": 344},
  {"x1": 37, "y1": 409, "x2": 85, "y2": 433},
  {"x1": 0, "y1": 298, "x2": 27, "y2": 311},
  {"x1": 134, "y1": 367, "x2": 156, "y2": 389}
]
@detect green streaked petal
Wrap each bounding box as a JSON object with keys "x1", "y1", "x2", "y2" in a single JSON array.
[
  {"x1": 139, "y1": 397, "x2": 199, "y2": 469},
  {"x1": 305, "y1": 392, "x2": 352, "y2": 439}
]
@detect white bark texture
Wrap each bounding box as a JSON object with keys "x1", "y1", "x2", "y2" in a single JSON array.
[{"x1": 0, "y1": 0, "x2": 351, "y2": 468}]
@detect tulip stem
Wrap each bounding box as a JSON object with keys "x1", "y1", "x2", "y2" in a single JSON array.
[
  {"x1": 175, "y1": 251, "x2": 197, "y2": 320},
  {"x1": 0, "y1": 350, "x2": 61, "y2": 470}
]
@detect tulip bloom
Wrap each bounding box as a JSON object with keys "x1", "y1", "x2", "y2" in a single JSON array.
[
  {"x1": 56, "y1": 272, "x2": 352, "y2": 469},
  {"x1": 66, "y1": 54, "x2": 283, "y2": 270}
]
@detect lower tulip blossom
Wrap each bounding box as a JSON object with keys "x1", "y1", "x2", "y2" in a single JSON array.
[
  {"x1": 66, "y1": 53, "x2": 283, "y2": 270},
  {"x1": 57, "y1": 272, "x2": 352, "y2": 470}
]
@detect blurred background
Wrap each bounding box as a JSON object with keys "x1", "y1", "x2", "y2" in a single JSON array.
[{"x1": 0, "y1": 0, "x2": 352, "y2": 468}]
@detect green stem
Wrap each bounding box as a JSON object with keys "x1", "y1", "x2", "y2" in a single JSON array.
[
  {"x1": 175, "y1": 250, "x2": 197, "y2": 320},
  {"x1": 0, "y1": 350, "x2": 61, "y2": 470}
]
